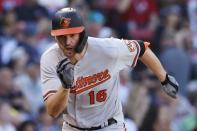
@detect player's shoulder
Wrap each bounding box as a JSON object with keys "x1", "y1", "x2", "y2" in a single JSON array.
[
  {"x1": 40, "y1": 43, "x2": 64, "y2": 64},
  {"x1": 87, "y1": 37, "x2": 124, "y2": 58},
  {"x1": 87, "y1": 37, "x2": 123, "y2": 48}
]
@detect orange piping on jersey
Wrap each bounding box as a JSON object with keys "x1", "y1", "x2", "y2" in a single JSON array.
[
  {"x1": 43, "y1": 90, "x2": 57, "y2": 101},
  {"x1": 123, "y1": 40, "x2": 140, "y2": 67},
  {"x1": 131, "y1": 40, "x2": 140, "y2": 67},
  {"x1": 144, "y1": 41, "x2": 150, "y2": 49},
  {"x1": 123, "y1": 40, "x2": 136, "y2": 52},
  {"x1": 44, "y1": 94, "x2": 55, "y2": 101}
]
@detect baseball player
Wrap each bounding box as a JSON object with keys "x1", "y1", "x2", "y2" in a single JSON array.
[{"x1": 40, "y1": 8, "x2": 179, "y2": 131}]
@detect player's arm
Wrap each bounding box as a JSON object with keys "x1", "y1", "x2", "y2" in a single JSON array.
[
  {"x1": 43, "y1": 58, "x2": 74, "y2": 118},
  {"x1": 138, "y1": 41, "x2": 179, "y2": 98},
  {"x1": 45, "y1": 87, "x2": 70, "y2": 118},
  {"x1": 139, "y1": 48, "x2": 166, "y2": 82}
]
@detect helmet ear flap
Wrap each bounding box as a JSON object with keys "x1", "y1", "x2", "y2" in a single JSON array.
[{"x1": 75, "y1": 30, "x2": 88, "y2": 53}]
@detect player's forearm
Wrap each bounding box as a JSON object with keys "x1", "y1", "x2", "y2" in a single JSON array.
[
  {"x1": 139, "y1": 48, "x2": 166, "y2": 82},
  {"x1": 45, "y1": 87, "x2": 70, "y2": 118}
]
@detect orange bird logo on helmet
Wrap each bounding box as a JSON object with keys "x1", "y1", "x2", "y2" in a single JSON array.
[{"x1": 60, "y1": 17, "x2": 71, "y2": 28}]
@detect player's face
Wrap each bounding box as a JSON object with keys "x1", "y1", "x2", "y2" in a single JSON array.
[{"x1": 56, "y1": 33, "x2": 80, "y2": 57}]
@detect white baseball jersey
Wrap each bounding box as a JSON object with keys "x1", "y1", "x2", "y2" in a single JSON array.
[{"x1": 40, "y1": 37, "x2": 141, "y2": 130}]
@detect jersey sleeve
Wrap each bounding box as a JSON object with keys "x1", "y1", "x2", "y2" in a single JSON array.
[
  {"x1": 40, "y1": 51, "x2": 62, "y2": 101},
  {"x1": 115, "y1": 39, "x2": 143, "y2": 68}
]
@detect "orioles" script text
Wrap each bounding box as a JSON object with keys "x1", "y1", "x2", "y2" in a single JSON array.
[{"x1": 71, "y1": 69, "x2": 111, "y2": 94}]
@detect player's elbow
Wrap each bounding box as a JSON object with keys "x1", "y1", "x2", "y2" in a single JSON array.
[
  {"x1": 46, "y1": 107, "x2": 61, "y2": 118},
  {"x1": 44, "y1": 100, "x2": 62, "y2": 118}
]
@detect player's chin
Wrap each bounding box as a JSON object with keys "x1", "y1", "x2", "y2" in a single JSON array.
[{"x1": 64, "y1": 50, "x2": 75, "y2": 57}]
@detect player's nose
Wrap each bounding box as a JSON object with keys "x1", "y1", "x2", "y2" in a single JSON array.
[{"x1": 66, "y1": 35, "x2": 74, "y2": 46}]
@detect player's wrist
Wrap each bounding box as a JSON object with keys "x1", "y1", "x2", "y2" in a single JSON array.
[
  {"x1": 60, "y1": 87, "x2": 70, "y2": 92},
  {"x1": 157, "y1": 71, "x2": 167, "y2": 83},
  {"x1": 61, "y1": 83, "x2": 72, "y2": 89},
  {"x1": 60, "y1": 79, "x2": 73, "y2": 89},
  {"x1": 161, "y1": 73, "x2": 168, "y2": 85}
]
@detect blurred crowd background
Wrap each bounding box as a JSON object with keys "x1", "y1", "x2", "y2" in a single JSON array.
[{"x1": 0, "y1": 0, "x2": 197, "y2": 131}]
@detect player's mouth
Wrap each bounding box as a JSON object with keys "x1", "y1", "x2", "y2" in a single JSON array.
[
  {"x1": 64, "y1": 46, "x2": 73, "y2": 50},
  {"x1": 64, "y1": 48, "x2": 74, "y2": 56},
  {"x1": 65, "y1": 47, "x2": 73, "y2": 50}
]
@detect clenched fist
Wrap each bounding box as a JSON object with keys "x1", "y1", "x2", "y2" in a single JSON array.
[
  {"x1": 161, "y1": 74, "x2": 179, "y2": 98},
  {"x1": 56, "y1": 58, "x2": 74, "y2": 89}
]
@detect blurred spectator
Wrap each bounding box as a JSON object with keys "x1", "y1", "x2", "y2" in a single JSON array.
[
  {"x1": 87, "y1": 11, "x2": 105, "y2": 37},
  {"x1": 175, "y1": 19, "x2": 192, "y2": 50},
  {"x1": 35, "y1": 17, "x2": 53, "y2": 56},
  {"x1": 159, "y1": 5, "x2": 182, "y2": 50},
  {"x1": 37, "y1": 0, "x2": 68, "y2": 14},
  {"x1": 69, "y1": 0, "x2": 90, "y2": 19},
  {"x1": 153, "y1": 5, "x2": 182, "y2": 55},
  {"x1": 8, "y1": 47, "x2": 29, "y2": 76},
  {"x1": 170, "y1": 95, "x2": 194, "y2": 131},
  {"x1": 0, "y1": 0, "x2": 24, "y2": 12},
  {"x1": 0, "y1": 11, "x2": 40, "y2": 66},
  {"x1": 0, "y1": 9, "x2": 17, "y2": 36},
  {"x1": 119, "y1": 68, "x2": 138, "y2": 131},
  {"x1": 0, "y1": 101, "x2": 16, "y2": 131},
  {"x1": 17, "y1": 25, "x2": 40, "y2": 64},
  {"x1": 0, "y1": 10, "x2": 18, "y2": 65},
  {"x1": 14, "y1": 61, "x2": 43, "y2": 115},
  {"x1": 187, "y1": 0, "x2": 197, "y2": 79},
  {"x1": 85, "y1": 0, "x2": 117, "y2": 10},
  {"x1": 125, "y1": 118, "x2": 137, "y2": 131},
  {"x1": 0, "y1": 67, "x2": 16, "y2": 101},
  {"x1": 14, "y1": 0, "x2": 49, "y2": 22},
  {"x1": 138, "y1": 104, "x2": 160, "y2": 131},
  {"x1": 17, "y1": 120, "x2": 36, "y2": 131},
  {"x1": 179, "y1": 81, "x2": 197, "y2": 131},
  {"x1": 119, "y1": 68, "x2": 132, "y2": 108},
  {"x1": 37, "y1": 106, "x2": 58, "y2": 131},
  {"x1": 118, "y1": 0, "x2": 159, "y2": 40},
  {"x1": 174, "y1": 19, "x2": 197, "y2": 81},
  {"x1": 89, "y1": 0, "x2": 128, "y2": 38},
  {"x1": 188, "y1": 0, "x2": 197, "y2": 48},
  {"x1": 87, "y1": 11, "x2": 117, "y2": 38},
  {"x1": 124, "y1": 69, "x2": 152, "y2": 128},
  {"x1": 190, "y1": 51, "x2": 197, "y2": 80},
  {"x1": 0, "y1": 67, "x2": 31, "y2": 125}
]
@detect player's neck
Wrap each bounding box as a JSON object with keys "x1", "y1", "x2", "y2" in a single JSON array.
[{"x1": 70, "y1": 43, "x2": 88, "y2": 65}]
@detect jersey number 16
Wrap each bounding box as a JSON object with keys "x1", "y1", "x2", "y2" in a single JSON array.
[{"x1": 88, "y1": 89, "x2": 107, "y2": 105}]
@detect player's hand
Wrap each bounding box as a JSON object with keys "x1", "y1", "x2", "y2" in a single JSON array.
[
  {"x1": 56, "y1": 58, "x2": 74, "y2": 89},
  {"x1": 161, "y1": 74, "x2": 179, "y2": 99}
]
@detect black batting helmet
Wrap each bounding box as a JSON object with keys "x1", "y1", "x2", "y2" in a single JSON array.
[{"x1": 51, "y1": 7, "x2": 88, "y2": 53}]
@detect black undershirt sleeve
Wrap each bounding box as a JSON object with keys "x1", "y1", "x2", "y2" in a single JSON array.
[{"x1": 137, "y1": 40, "x2": 146, "y2": 57}]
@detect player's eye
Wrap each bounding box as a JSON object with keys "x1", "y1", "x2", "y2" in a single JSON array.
[
  {"x1": 70, "y1": 34, "x2": 75, "y2": 37},
  {"x1": 57, "y1": 35, "x2": 67, "y2": 41},
  {"x1": 56, "y1": 35, "x2": 67, "y2": 46}
]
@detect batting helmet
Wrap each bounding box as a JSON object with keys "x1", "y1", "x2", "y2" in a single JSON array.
[{"x1": 51, "y1": 7, "x2": 88, "y2": 53}]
